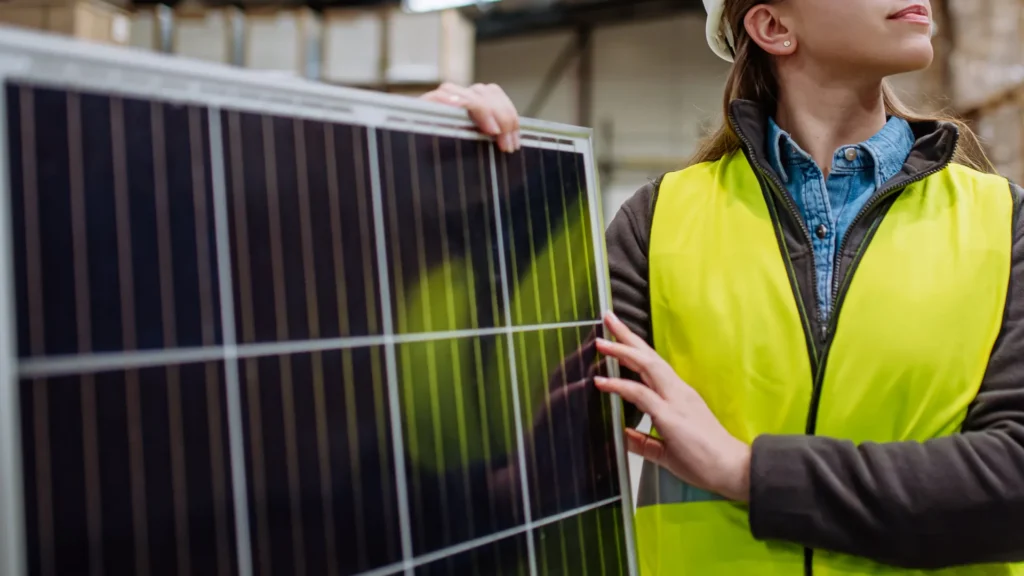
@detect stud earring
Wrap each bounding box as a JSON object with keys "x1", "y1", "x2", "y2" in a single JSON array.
[{"x1": 784, "y1": 40, "x2": 792, "y2": 47}]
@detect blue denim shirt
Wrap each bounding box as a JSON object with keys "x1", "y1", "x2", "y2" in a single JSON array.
[{"x1": 766, "y1": 116, "x2": 915, "y2": 321}]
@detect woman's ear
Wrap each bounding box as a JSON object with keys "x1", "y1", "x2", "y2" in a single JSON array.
[{"x1": 744, "y1": 4, "x2": 795, "y2": 57}]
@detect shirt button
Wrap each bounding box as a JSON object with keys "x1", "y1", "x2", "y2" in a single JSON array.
[
  {"x1": 816, "y1": 224, "x2": 828, "y2": 239},
  {"x1": 844, "y1": 148, "x2": 858, "y2": 161}
]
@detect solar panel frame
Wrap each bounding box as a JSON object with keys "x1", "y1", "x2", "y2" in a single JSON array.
[{"x1": 0, "y1": 25, "x2": 638, "y2": 576}]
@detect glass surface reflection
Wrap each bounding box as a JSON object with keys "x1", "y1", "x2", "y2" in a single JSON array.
[
  {"x1": 535, "y1": 502, "x2": 629, "y2": 576},
  {"x1": 515, "y1": 324, "x2": 620, "y2": 521},
  {"x1": 497, "y1": 146, "x2": 600, "y2": 327},
  {"x1": 378, "y1": 129, "x2": 506, "y2": 334},
  {"x1": 397, "y1": 334, "x2": 523, "y2": 555}
]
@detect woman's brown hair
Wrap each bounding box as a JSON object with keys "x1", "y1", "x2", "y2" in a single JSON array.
[{"x1": 689, "y1": 0, "x2": 994, "y2": 172}]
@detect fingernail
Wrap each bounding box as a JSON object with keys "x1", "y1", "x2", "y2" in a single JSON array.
[
  {"x1": 501, "y1": 133, "x2": 514, "y2": 153},
  {"x1": 485, "y1": 118, "x2": 501, "y2": 135},
  {"x1": 605, "y1": 310, "x2": 619, "y2": 323},
  {"x1": 594, "y1": 376, "x2": 607, "y2": 385}
]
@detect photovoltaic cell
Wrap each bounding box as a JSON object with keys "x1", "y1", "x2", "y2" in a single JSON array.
[
  {"x1": 396, "y1": 334, "x2": 522, "y2": 556},
  {"x1": 20, "y1": 363, "x2": 237, "y2": 576},
  {"x1": 497, "y1": 147, "x2": 599, "y2": 327},
  {"x1": 378, "y1": 129, "x2": 505, "y2": 334},
  {"x1": 0, "y1": 32, "x2": 636, "y2": 576},
  {"x1": 535, "y1": 503, "x2": 629, "y2": 576},
  {"x1": 238, "y1": 348, "x2": 399, "y2": 576},
  {"x1": 515, "y1": 325, "x2": 619, "y2": 521},
  {"x1": 223, "y1": 110, "x2": 381, "y2": 344},
  {"x1": 8, "y1": 85, "x2": 223, "y2": 358}
]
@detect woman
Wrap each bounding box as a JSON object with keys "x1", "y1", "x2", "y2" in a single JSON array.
[{"x1": 425, "y1": 0, "x2": 1024, "y2": 574}]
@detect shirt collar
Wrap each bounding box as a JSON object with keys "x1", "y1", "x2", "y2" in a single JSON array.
[{"x1": 766, "y1": 115, "x2": 916, "y2": 189}]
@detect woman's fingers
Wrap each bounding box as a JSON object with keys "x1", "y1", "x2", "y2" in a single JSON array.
[
  {"x1": 423, "y1": 83, "x2": 499, "y2": 132},
  {"x1": 603, "y1": 311, "x2": 650, "y2": 349},
  {"x1": 421, "y1": 83, "x2": 521, "y2": 152},
  {"x1": 594, "y1": 338, "x2": 646, "y2": 375},
  {"x1": 594, "y1": 376, "x2": 664, "y2": 417},
  {"x1": 625, "y1": 428, "x2": 667, "y2": 465},
  {"x1": 475, "y1": 83, "x2": 520, "y2": 149}
]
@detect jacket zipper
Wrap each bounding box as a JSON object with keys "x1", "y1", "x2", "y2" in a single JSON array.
[{"x1": 728, "y1": 111, "x2": 959, "y2": 576}]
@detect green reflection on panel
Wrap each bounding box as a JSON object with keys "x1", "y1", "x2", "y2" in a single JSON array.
[
  {"x1": 509, "y1": 196, "x2": 597, "y2": 327},
  {"x1": 397, "y1": 336, "x2": 517, "y2": 473},
  {"x1": 536, "y1": 504, "x2": 628, "y2": 576}
]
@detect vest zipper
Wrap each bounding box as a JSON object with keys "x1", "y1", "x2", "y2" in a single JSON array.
[
  {"x1": 814, "y1": 132, "x2": 960, "y2": 426},
  {"x1": 729, "y1": 112, "x2": 822, "y2": 373},
  {"x1": 728, "y1": 113, "x2": 817, "y2": 254},
  {"x1": 729, "y1": 111, "x2": 960, "y2": 576},
  {"x1": 827, "y1": 138, "x2": 961, "y2": 313}
]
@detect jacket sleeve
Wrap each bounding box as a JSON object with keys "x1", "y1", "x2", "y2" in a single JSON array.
[
  {"x1": 749, "y1": 183, "x2": 1024, "y2": 569},
  {"x1": 605, "y1": 179, "x2": 659, "y2": 429}
]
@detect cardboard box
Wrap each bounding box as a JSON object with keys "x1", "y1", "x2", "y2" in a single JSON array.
[
  {"x1": 0, "y1": 0, "x2": 130, "y2": 45},
  {"x1": 173, "y1": 5, "x2": 239, "y2": 64},
  {"x1": 244, "y1": 7, "x2": 321, "y2": 79},
  {"x1": 322, "y1": 8, "x2": 384, "y2": 85},
  {"x1": 385, "y1": 7, "x2": 474, "y2": 87}
]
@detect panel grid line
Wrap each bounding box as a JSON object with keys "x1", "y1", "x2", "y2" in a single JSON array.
[
  {"x1": 489, "y1": 144, "x2": 539, "y2": 576},
  {"x1": 189, "y1": 104, "x2": 233, "y2": 576},
  {"x1": 15, "y1": 320, "x2": 604, "y2": 378},
  {"x1": 366, "y1": 127, "x2": 416, "y2": 576},
  {"x1": 207, "y1": 107, "x2": 255, "y2": 576},
  {"x1": 355, "y1": 496, "x2": 623, "y2": 576},
  {"x1": 0, "y1": 77, "x2": 28, "y2": 576},
  {"x1": 581, "y1": 139, "x2": 641, "y2": 576}
]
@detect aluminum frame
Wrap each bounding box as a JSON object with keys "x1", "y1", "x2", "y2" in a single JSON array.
[{"x1": 0, "y1": 25, "x2": 638, "y2": 576}]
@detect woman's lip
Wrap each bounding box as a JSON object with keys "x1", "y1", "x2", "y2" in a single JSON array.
[
  {"x1": 891, "y1": 12, "x2": 931, "y2": 24},
  {"x1": 888, "y1": 5, "x2": 930, "y2": 23}
]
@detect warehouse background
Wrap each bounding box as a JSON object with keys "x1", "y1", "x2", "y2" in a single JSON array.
[{"x1": 0, "y1": 0, "x2": 1019, "y2": 501}]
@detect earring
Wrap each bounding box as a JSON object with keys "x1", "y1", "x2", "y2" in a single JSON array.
[{"x1": 784, "y1": 40, "x2": 792, "y2": 47}]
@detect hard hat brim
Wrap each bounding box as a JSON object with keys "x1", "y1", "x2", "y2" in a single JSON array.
[{"x1": 704, "y1": 0, "x2": 735, "y2": 62}]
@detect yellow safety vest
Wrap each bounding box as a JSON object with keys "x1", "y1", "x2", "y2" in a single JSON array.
[{"x1": 638, "y1": 151, "x2": 1018, "y2": 575}]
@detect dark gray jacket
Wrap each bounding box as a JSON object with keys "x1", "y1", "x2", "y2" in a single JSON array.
[{"x1": 607, "y1": 100, "x2": 1024, "y2": 570}]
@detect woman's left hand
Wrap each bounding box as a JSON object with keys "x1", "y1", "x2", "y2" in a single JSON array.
[{"x1": 595, "y1": 312, "x2": 752, "y2": 503}]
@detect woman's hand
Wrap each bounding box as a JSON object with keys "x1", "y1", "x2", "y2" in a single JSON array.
[
  {"x1": 594, "y1": 312, "x2": 752, "y2": 503},
  {"x1": 421, "y1": 82, "x2": 521, "y2": 153}
]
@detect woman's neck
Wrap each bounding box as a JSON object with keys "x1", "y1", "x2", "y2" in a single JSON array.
[{"x1": 773, "y1": 72, "x2": 888, "y2": 175}]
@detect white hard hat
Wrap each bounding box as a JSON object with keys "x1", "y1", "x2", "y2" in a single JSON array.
[{"x1": 704, "y1": 0, "x2": 736, "y2": 62}]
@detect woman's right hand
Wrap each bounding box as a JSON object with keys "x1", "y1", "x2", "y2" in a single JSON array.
[{"x1": 421, "y1": 82, "x2": 521, "y2": 153}]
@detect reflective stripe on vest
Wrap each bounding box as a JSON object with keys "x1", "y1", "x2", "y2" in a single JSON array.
[{"x1": 640, "y1": 151, "x2": 1016, "y2": 575}]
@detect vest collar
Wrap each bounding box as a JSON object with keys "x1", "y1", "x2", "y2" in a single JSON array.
[{"x1": 727, "y1": 99, "x2": 960, "y2": 191}]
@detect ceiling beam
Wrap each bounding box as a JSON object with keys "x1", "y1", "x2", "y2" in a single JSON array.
[{"x1": 474, "y1": 0, "x2": 704, "y2": 40}]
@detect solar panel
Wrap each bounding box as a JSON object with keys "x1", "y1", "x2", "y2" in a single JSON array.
[{"x1": 0, "y1": 27, "x2": 638, "y2": 576}]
